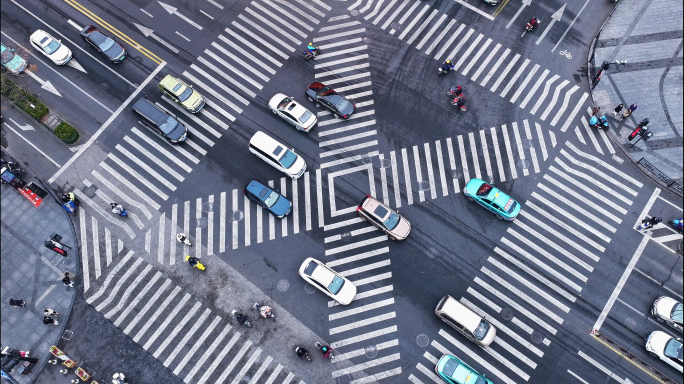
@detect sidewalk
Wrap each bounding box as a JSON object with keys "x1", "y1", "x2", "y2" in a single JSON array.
[
  {"x1": 590, "y1": 0, "x2": 683, "y2": 195},
  {"x1": 1, "y1": 162, "x2": 78, "y2": 383}
]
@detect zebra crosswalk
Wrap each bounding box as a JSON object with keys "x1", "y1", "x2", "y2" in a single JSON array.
[
  {"x1": 84, "y1": 251, "x2": 309, "y2": 384},
  {"x1": 77, "y1": 0, "x2": 329, "y2": 224},
  {"x1": 349, "y1": 0, "x2": 589, "y2": 133},
  {"x1": 408, "y1": 141, "x2": 643, "y2": 384}
]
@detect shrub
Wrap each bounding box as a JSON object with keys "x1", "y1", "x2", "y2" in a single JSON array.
[
  {"x1": 54, "y1": 122, "x2": 79, "y2": 144},
  {"x1": 1, "y1": 75, "x2": 49, "y2": 120}
]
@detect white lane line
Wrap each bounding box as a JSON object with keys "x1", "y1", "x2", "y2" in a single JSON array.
[
  {"x1": 315, "y1": 28, "x2": 367, "y2": 42},
  {"x1": 567, "y1": 370, "x2": 590, "y2": 384},
  {"x1": 519, "y1": 69, "x2": 550, "y2": 109},
  {"x1": 530, "y1": 75, "x2": 560, "y2": 115},
  {"x1": 304, "y1": 172, "x2": 312, "y2": 231},
  {"x1": 318, "y1": 37, "x2": 363, "y2": 50},
  {"x1": 390, "y1": 151, "x2": 402, "y2": 208},
  {"x1": 500, "y1": 58, "x2": 531, "y2": 98},
  {"x1": 435, "y1": 141, "x2": 448, "y2": 196},
  {"x1": 3, "y1": 124, "x2": 60, "y2": 167},
  {"x1": 319, "y1": 130, "x2": 377, "y2": 146},
  {"x1": 327, "y1": 247, "x2": 389, "y2": 267},
  {"x1": 380, "y1": 154, "x2": 390, "y2": 205},
  {"x1": 215, "y1": 340, "x2": 252, "y2": 383},
  {"x1": 413, "y1": 145, "x2": 425, "y2": 202},
  {"x1": 425, "y1": 18, "x2": 456, "y2": 55},
  {"x1": 321, "y1": 20, "x2": 361, "y2": 32},
  {"x1": 314, "y1": 54, "x2": 370, "y2": 69},
  {"x1": 237, "y1": 14, "x2": 295, "y2": 50},
  {"x1": 329, "y1": 299, "x2": 395, "y2": 321},
  {"x1": 280, "y1": 177, "x2": 288, "y2": 237},
  {"x1": 219, "y1": 192, "x2": 226, "y2": 252},
  {"x1": 522, "y1": 120, "x2": 540, "y2": 173},
  {"x1": 318, "y1": 46, "x2": 369, "y2": 61},
  {"x1": 292, "y1": 177, "x2": 299, "y2": 235},
  {"x1": 332, "y1": 353, "x2": 401, "y2": 378},
  {"x1": 323, "y1": 217, "x2": 364, "y2": 231},
  {"x1": 232, "y1": 189, "x2": 239, "y2": 249},
  {"x1": 330, "y1": 285, "x2": 394, "y2": 307},
  {"x1": 510, "y1": 122, "x2": 528, "y2": 177},
  {"x1": 354, "y1": 272, "x2": 393, "y2": 287},
  {"x1": 461, "y1": 37, "x2": 492, "y2": 77},
  {"x1": 231, "y1": 22, "x2": 288, "y2": 59},
  {"x1": 446, "y1": 138, "x2": 458, "y2": 193},
  {"x1": 402, "y1": 148, "x2": 414, "y2": 205},
  {"x1": 561, "y1": 92, "x2": 589, "y2": 133},
  {"x1": 183, "y1": 70, "x2": 241, "y2": 117},
  {"x1": 340, "y1": 259, "x2": 391, "y2": 277},
  {"x1": 540, "y1": 80, "x2": 570, "y2": 121},
  {"x1": 268, "y1": 181, "x2": 275, "y2": 240},
  {"x1": 325, "y1": 227, "x2": 379, "y2": 243},
  {"x1": 416, "y1": 13, "x2": 447, "y2": 50},
  {"x1": 446, "y1": 28, "x2": 474, "y2": 63},
  {"x1": 490, "y1": 127, "x2": 506, "y2": 182},
  {"x1": 480, "y1": 47, "x2": 510, "y2": 87},
  {"x1": 535, "y1": 184, "x2": 616, "y2": 233},
  {"x1": 196, "y1": 333, "x2": 241, "y2": 384},
  {"x1": 325, "y1": 236, "x2": 388, "y2": 256},
  {"x1": 171, "y1": 204, "x2": 178, "y2": 264},
  {"x1": 453, "y1": 33, "x2": 483, "y2": 71},
  {"x1": 468, "y1": 132, "x2": 481, "y2": 180},
  {"x1": 244, "y1": 195, "x2": 251, "y2": 247},
  {"x1": 331, "y1": 326, "x2": 397, "y2": 348},
  {"x1": 140, "y1": 292, "x2": 190, "y2": 348},
  {"x1": 381, "y1": 0, "x2": 411, "y2": 30},
  {"x1": 577, "y1": 351, "x2": 626, "y2": 384},
  {"x1": 470, "y1": 42, "x2": 501, "y2": 82},
  {"x1": 535, "y1": 122, "x2": 548, "y2": 160},
  {"x1": 550, "y1": 85, "x2": 579, "y2": 126},
  {"x1": 123, "y1": 280, "x2": 174, "y2": 335},
  {"x1": 245, "y1": 6, "x2": 305, "y2": 39},
  {"x1": 256, "y1": 198, "x2": 263, "y2": 244},
  {"x1": 559, "y1": 149, "x2": 639, "y2": 195},
  {"x1": 510, "y1": 64, "x2": 540, "y2": 104},
  {"x1": 479, "y1": 131, "x2": 492, "y2": 180},
  {"x1": 316, "y1": 63, "x2": 369, "y2": 78},
  {"x1": 318, "y1": 141, "x2": 378, "y2": 158},
  {"x1": 457, "y1": 135, "x2": 470, "y2": 183},
  {"x1": 321, "y1": 73, "x2": 371, "y2": 88},
  {"x1": 316, "y1": 169, "x2": 324, "y2": 228},
  {"x1": 207, "y1": 195, "x2": 214, "y2": 255},
  {"x1": 329, "y1": 312, "x2": 396, "y2": 335},
  {"x1": 403, "y1": 7, "x2": 435, "y2": 43},
  {"x1": 490, "y1": 53, "x2": 520, "y2": 92}
]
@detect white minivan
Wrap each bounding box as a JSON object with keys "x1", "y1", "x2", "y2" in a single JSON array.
[{"x1": 248, "y1": 131, "x2": 306, "y2": 179}]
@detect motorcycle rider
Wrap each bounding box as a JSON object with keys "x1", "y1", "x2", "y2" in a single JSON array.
[
  {"x1": 61, "y1": 192, "x2": 80, "y2": 205},
  {"x1": 320, "y1": 344, "x2": 332, "y2": 359},
  {"x1": 110, "y1": 202, "x2": 125, "y2": 215},
  {"x1": 306, "y1": 42, "x2": 319, "y2": 58},
  {"x1": 442, "y1": 59, "x2": 454, "y2": 73},
  {"x1": 187, "y1": 256, "x2": 200, "y2": 267},
  {"x1": 295, "y1": 346, "x2": 310, "y2": 360},
  {"x1": 527, "y1": 16, "x2": 539, "y2": 30}
]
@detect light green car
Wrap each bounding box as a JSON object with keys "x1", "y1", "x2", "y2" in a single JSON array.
[
  {"x1": 158, "y1": 75, "x2": 205, "y2": 113},
  {"x1": 1, "y1": 43, "x2": 27, "y2": 74},
  {"x1": 436, "y1": 354, "x2": 494, "y2": 384}
]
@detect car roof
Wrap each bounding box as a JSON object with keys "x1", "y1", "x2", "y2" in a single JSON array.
[
  {"x1": 246, "y1": 179, "x2": 269, "y2": 193},
  {"x1": 361, "y1": 196, "x2": 388, "y2": 219},
  {"x1": 250, "y1": 131, "x2": 284, "y2": 153},
  {"x1": 303, "y1": 259, "x2": 335, "y2": 285},
  {"x1": 30, "y1": 30, "x2": 51, "y2": 45},
  {"x1": 491, "y1": 189, "x2": 512, "y2": 206},
  {"x1": 440, "y1": 296, "x2": 482, "y2": 333},
  {"x1": 159, "y1": 75, "x2": 184, "y2": 91}
]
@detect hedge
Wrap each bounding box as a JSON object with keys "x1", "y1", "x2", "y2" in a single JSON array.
[
  {"x1": 1, "y1": 75, "x2": 49, "y2": 120},
  {"x1": 55, "y1": 122, "x2": 79, "y2": 144}
]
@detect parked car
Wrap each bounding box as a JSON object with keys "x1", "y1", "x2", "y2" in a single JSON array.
[
  {"x1": 29, "y1": 30, "x2": 72, "y2": 65},
  {"x1": 1, "y1": 43, "x2": 27, "y2": 74},
  {"x1": 464, "y1": 178, "x2": 521, "y2": 220},
  {"x1": 298, "y1": 257, "x2": 356, "y2": 305},
  {"x1": 80, "y1": 25, "x2": 126, "y2": 63},
  {"x1": 268, "y1": 93, "x2": 317, "y2": 132},
  {"x1": 357, "y1": 195, "x2": 411, "y2": 240},
  {"x1": 159, "y1": 75, "x2": 205, "y2": 113},
  {"x1": 645, "y1": 331, "x2": 683, "y2": 372},
  {"x1": 435, "y1": 354, "x2": 493, "y2": 384},
  {"x1": 305, "y1": 82, "x2": 355, "y2": 119},
  {"x1": 435, "y1": 295, "x2": 496, "y2": 347},
  {"x1": 652, "y1": 296, "x2": 683, "y2": 331},
  {"x1": 248, "y1": 131, "x2": 306, "y2": 179},
  {"x1": 131, "y1": 98, "x2": 187, "y2": 144},
  {"x1": 243, "y1": 179, "x2": 292, "y2": 218}
]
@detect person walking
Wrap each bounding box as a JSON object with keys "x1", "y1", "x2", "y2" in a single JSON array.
[
  {"x1": 44, "y1": 308, "x2": 59, "y2": 317},
  {"x1": 62, "y1": 271, "x2": 76, "y2": 287},
  {"x1": 628, "y1": 103, "x2": 637, "y2": 113},
  {"x1": 612, "y1": 103, "x2": 623, "y2": 116},
  {"x1": 43, "y1": 316, "x2": 59, "y2": 325},
  {"x1": 9, "y1": 299, "x2": 26, "y2": 307}
]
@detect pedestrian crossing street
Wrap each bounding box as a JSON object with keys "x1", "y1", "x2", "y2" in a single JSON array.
[
  {"x1": 348, "y1": 0, "x2": 589, "y2": 133},
  {"x1": 407, "y1": 141, "x2": 644, "y2": 384},
  {"x1": 83, "y1": 251, "x2": 308, "y2": 384},
  {"x1": 77, "y1": 0, "x2": 330, "y2": 219}
]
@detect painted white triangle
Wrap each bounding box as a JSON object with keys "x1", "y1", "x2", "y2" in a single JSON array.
[
  {"x1": 67, "y1": 59, "x2": 87, "y2": 74},
  {"x1": 41, "y1": 80, "x2": 62, "y2": 97}
]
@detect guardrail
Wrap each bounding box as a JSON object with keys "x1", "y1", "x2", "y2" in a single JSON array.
[{"x1": 637, "y1": 158, "x2": 683, "y2": 195}]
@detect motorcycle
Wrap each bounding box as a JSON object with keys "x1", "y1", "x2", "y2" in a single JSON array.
[
  {"x1": 447, "y1": 86, "x2": 463, "y2": 96},
  {"x1": 672, "y1": 218, "x2": 683, "y2": 231},
  {"x1": 638, "y1": 217, "x2": 662, "y2": 230},
  {"x1": 176, "y1": 233, "x2": 192, "y2": 246},
  {"x1": 590, "y1": 115, "x2": 609, "y2": 129},
  {"x1": 111, "y1": 203, "x2": 128, "y2": 217},
  {"x1": 185, "y1": 255, "x2": 205, "y2": 270},
  {"x1": 61, "y1": 192, "x2": 80, "y2": 215},
  {"x1": 315, "y1": 342, "x2": 335, "y2": 360},
  {"x1": 522, "y1": 19, "x2": 540, "y2": 36},
  {"x1": 303, "y1": 47, "x2": 320, "y2": 60},
  {"x1": 451, "y1": 94, "x2": 467, "y2": 112},
  {"x1": 253, "y1": 303, "x2": 275, "y2": 319},
  {"x1": 232, "y1": 310, "x2": 252, "y2": 328},
  {"x1": 438, "y1": 63, "x2": 454, "y2": 75},
  {"x1": 294, "y1": 346, "x2": 312, "y2": 362}
]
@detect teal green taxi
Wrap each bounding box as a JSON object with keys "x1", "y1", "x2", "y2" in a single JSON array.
[
  {"x1": 464, "y1": 178, "x2": 521, "y2": 220},
  {"x1": 435, "y1": 354, "x2": 493, "y2": 384}
]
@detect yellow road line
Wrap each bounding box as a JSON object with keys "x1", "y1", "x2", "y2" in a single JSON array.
[
  {"x1": 591, "y1": 333, "x2": 667, "y2": 384},
  {"x1": 63, "y1": 0, "x2": 162, "y2": 64},
  {"x1": 493, "y1": 0, "x2": 510, "y2": 19}
]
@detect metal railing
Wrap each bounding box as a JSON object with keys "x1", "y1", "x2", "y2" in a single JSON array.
[{"x1": 637, "y1": 158, "x2": 683, "y2": 194}]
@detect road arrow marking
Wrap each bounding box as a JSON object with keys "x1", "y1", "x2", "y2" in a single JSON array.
[
  {"x1": 66, "y1": 59, "x2": 88, "y2": 73},
  {"x1": 8, "y1": 117, "x2": 35, "y2": 131},
  {"x1": 67, "y1": 19, "x2": 83, "y2": 31},
  {"x1": 506, "y1": 0, "x2": 532, "y2": 29},
  {"x1": 158, "y1": 2, "x2": 203, "y2": 30},
  {"x1": 25, "y1": 70, "x2": 62, "y2": 97},
  {"x1": 134, "y1": 23, "x2": 180, "y2": 53},
  {"x1": 536, "y1": 4, "x2": 566, "y2": 45}
]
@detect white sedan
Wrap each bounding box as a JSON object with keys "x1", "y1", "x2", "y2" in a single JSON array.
[
  {"x1": 30, "y1": 30, "x2": 72, "y2": 65},
  {"x1": 268, "y1": 93, "x2": 317, "y2": 132},
  {"x1": 298, "y1": 258, "x2": 356, "y2": 305},
  {"x1": 645, "y1": 331, "x2": 683, "y2": 373}
]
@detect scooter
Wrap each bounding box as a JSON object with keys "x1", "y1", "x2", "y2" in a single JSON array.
[
  {"x1": 638, "y1": 217, "x2": 662, "y2": 230},
  {"x1": 232, "y1": 310, "x2": 252, "y2": 327},
  {"x1": 303, "y1": 47, "x2": 320, "y2": 60},
  {"x1": 672, "y1": 218, "x2": 683, "y2": 231},
  {"x1": 253, "y1": 303, "x2": 275, "y2": 319},
  {"x1": 438, "y1": 65, "x2": 454, "y2": 75},
  {"x1": 176, "y1": 233, "x2": 192, "y2": 246},
  {"x1": 294, "y1": 346, "x2": 312, "y2": 362},
  {"x1": 522, "y1": 19, "x2": 540, "y2": 36},
  {"x1": 451, "y1": 94, "x2": 467, "y2": 112},
  {"x1": 185, "y1": 255, "x2": 205, "y2": 270},
  {"x1": 315, "y1": 342, "x2": 335, "y2": 360},
  {"x1": 447, "y1": 86, "x2": 463, "y2": 96},
  {"x1": 111, "y1": 203, "x2": 128, "y2": 217}
]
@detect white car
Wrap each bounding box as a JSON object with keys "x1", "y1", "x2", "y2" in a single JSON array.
[
  {"x1": 30, "y1": 30, "x2": 72, "y2": 65},
  {"x1": 268, "y1": 94, "x2": 317, "y2": 132},
  {"x1": 298, "y1": 258, "x2": 356, "y2": 305},
  {"x1": 652, "y1": 296, "x2": 683, "y2": 331},
  {"x1": 645, "y1": 330, "x2": 683, "y2": 373}
]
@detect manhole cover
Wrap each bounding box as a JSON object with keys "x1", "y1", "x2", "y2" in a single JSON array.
[
  {"x1": 624, "y1": 317, "x2": 637, "y2": 330},
  {"x1": 336, "y1": 375, "x2": 352, "y2": 384},
  {"x1": 340, "y1": 232, "x2": 352, "y2": 242},
  {"x1": 304, "y1": 283, "x2": 316, "y2": 294},
  {"x1": 517, "y1": 159, "x2": 530, "y2": 170},
  {"x1": 277, "y1": 279, "x2": 289, "y2": 292},
  {"x1": 202, "y1": 202, "x2": 213, "y2": 212},
  {"x1": 452, "y1": 170, "x2": 462, "y2": 179},
  {"x1": 426, "y1": 248, "x2": 438, "y2": 260},
  {"x1": 62, "y1": 330, "x2": 73, "y2": 340},
  {"x1": 501, "y1": 308, "x2": 513, "y2": 320},
  {"x1": 232, "y1": 210, "x2": 244, "y2": 222},
  {"x1": 196, "y1": 217, "x2": 207, "y2": 228},
  {"x1": 416, "y1": 334, "x2": 429, "y2": 347},
  {"x1": 365, "y1": 344, "x2": 378, "y2": 358},
  {"x1": 362, "y1": 37, "x2": 371, "y2": 44},
  {"x1": 531, "y1": 331, "x2": 544, "y2": 344},
  {"x1": 361, "y1": 154, "x2": 372, "y2": 164},
  {"x1": 419, "y1": 181, "x2": 430, "y2": 191},
  {"x1": 482, "y1": 175, "x2": 494, "y2": 184},
  {"x1": 380, "y1": 158, "x2": 392, "y2": 168},
  {"x1": 350, "y1": 10, "x2": 359, "y2": 16}
]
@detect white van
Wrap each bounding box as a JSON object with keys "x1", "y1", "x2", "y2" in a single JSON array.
[
  {"x1": 435, "y1": 295, "x2": 496, "y2": 347},
  {"x1": 248, "y1": 131, "x2": 306, "y2": 179}
]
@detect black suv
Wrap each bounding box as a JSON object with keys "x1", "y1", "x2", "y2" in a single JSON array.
[
  {"x1": 131, "y1": 98, "x2": 187, "y2": 144},
  {"x1": 305, "y1": 82, "x2": 355, "y2": 119}
]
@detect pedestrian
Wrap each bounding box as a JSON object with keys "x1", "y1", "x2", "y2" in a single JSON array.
[
  {"x1": 43, "y1": 316, "x2": 59, "y2": 325},
  {"x1": 591, "y1": 106, "x2": 601, "y2": 116},
  {"x1": 9, "y1": 299, "x2": 26, "y2": 307},
  {"x1": 621, "y1": 108, "x2": 632, "y2": 119},
  {"x1": 612, "y1": 103, "x2": 623, "y2": 116},
  {"x1": 628, "y1": 103, "x2": 637, "y2": 113},
  {"x1": 62, "y1": 275, "x2": 74, "y2": 287},
  {"x1": 44, "y1": 308, "x2": 59, "y2": 317}
]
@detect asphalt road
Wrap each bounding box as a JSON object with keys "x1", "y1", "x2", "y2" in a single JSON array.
[{"x1": 1, "y1": 0, "x2": 683, "y2": 383}]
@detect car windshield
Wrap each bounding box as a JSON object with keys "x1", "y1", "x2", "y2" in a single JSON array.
[
  {"x1": 262, "y1": 190, "x2": 280, "y2": 207},
  {"x1": 277, "y1": 97, "x2": 292, "y2": 109},
  {"x1": 298, "y1": 110, "x2": 312, "y2": 124},
  {"x1": 44, "y1": 39, "x2": 62, "y2": 55},
  {"x1": 383, "y1": 212, "x2": 401, "y2": 230},
  {"x1": 476, "y1": 183, "x2": 493, "y2": 197},
  {"x1": 475, "y1": 377, "x2": 488, "y2": 384},
  {"x1": 159, "y1": 116, "x2": 180, "y2": 134},
  {"x1": 503, "y1": 199, "x2": 517, "y2": 213},
  {"x1": 336, "y1": 98, "x2": 350, "y2": 111},
  {"x1": 473, "y1": 319, "x2": 491, "y2": 340},
  {"x1": 671, "y1": 303, "x2": 683, "y2": 322},
  {"x1": 327, "y1": 276, "x2": 345, "y2": 295},
  {"x1": 178, "y1": 87, "x2": 193, "y2": 102},
  {"x1": 441, "y1": 359, "x2": 458, "y2": 376},
  {"x1": 1, "y1": 48, "x2": 15, "y2": 65},
  {"x1": 664, "y1": 338, "x2": 683, "y2": 360},
  {"x1": 278, "y1": 149, "x2": 297, "y2": 168}
]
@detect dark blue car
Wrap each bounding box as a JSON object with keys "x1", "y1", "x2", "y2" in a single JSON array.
[{"x1": 243, "y1": 179, "x2": 292, "y2": 218}]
